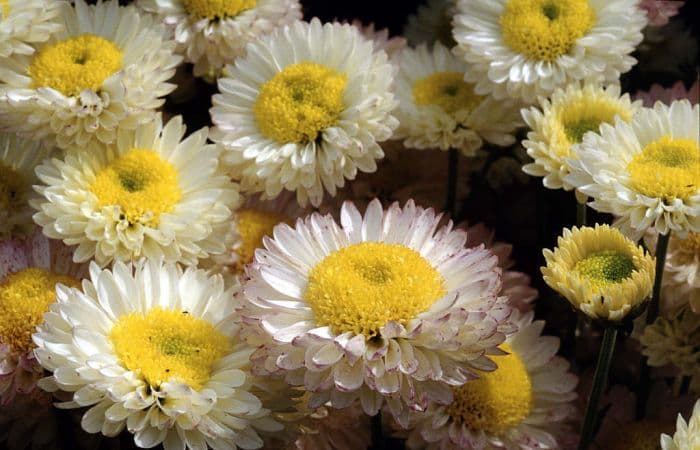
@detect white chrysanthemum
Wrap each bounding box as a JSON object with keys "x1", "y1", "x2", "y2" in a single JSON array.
[
  {"x1": 395, "y1": 42, "x2": 521, "y2": 156},
  {"x1": 0, "y1": 231, "x2": 87, "y2": 405},
  {"x1": 404, "y1": 0, "x2": 456, "y2": 47},
  {"x1": 210, "y1": 19, "x2": 399, "y2": 207},
  {"x1": 565, "y1": 100, "x2": 700, "y2": 240},
  {"x1": 640, "y1": 307, "x2": 700, "y2": 378},
  {"x1": 352, "y1": 21, "x2": 407, "y2": 59},
  {"x1": 661, "y1": 400, "x2": 700, "y2": 450},
  {"x1": 32, "y1": 115, "x2": 240, "y2": 266},
  {"x1": 0, "y1": 132, "x2": 52, "y2": 239},
  {"x1": 522, "y1": 83, "x2": 640, "y2": 192},
  {"x1": 663, "y1": 233, "x2": 700, "y2": 313},
  {"x1": 452, "y1": 0, "x2": 648, "y2": 102},
  {"x1": 0, "y1": 0, "x2": 181, "y2": 150},
  {"x1": 33, "y1": 259, "x2": 283, "y2": 450},
  {"x1": 242, "y1": 199, "x2": 515, "y2": 426},
  {"x1": 0, "y1": 0, "x2": 62, "y2": 58},
  {"x1": 400, "y1": 310, "x2": 577, "y2": 450},
  {"x1": 137, "y1": 0, "x2": 301, "y2": 80}
]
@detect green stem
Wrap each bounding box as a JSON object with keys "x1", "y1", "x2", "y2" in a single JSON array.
[
  {"x1": 445, "y1": 148, "x2": 458, "y2": 219},
  {"x1": 578, "y1": 326, "x2": 618, "y2": 450},
  {"x1": 576, "y1": 201, "x2": 587, "y2": 228}
]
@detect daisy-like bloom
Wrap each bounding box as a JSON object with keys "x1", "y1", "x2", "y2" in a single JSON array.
[
  {"x1": 662, "y1": 400, "x2": 700, "y2": 450},
  {"x1": 351, "y1": 21, "x2": 407, "y2": 59},
  {"x1": 640, "y1": 307, "x2": 700, "y2": 378},
  {"x1": 542, "y1": 224, "x2": 655, "y2": 321},
  {"x1": 404, "y1": 0, "x2": 456, "y2": 47},
  {"x1": 0, "y1": 0, "x2": 181, "y2": 150},
  {"x1": 0, "y1": 0, "x2": 62, "y2": 58},
  {"x1": 521, "y1": 83, "x2": 640, "y2": 192},
  {"x1": 210, "y1": 19, "x2": 399, "y2": 207},
  {"x1": 0, "y1": 231, "x2": 87, "y2": 405},
  {"x1": 635, "y1": 80, "x2": 699, "y2": 107},
  {"x1": 400, "y1": 310, "x2": 578, "y2": 449},
  {"x1": 33, "y1": 259, "x2": 283, "y2": 450},
  {"x1": 394, "y1": 42, "x2": 521, "y2": 156},
  {"x1": 565, "y1": 100, "x2": 700, "y2": 240},
  {"x1": 136, "y1": 0, "x2": 301, "y2": 81},
  {"x1": 452, "y1": 0, "x2": 648, "y2": 102},
  {"x1": 242, "y1": 199, "x2": 514, "y2": 425},
  {"x1": 32, "y1": 115, "x2": 240, "y2": 266},
  {"x1": 0, "y1": 132, "x2": 52, "y2": 239},
  {"x1": 640, "y1": 0, "x2": 684, "y2": 27}
]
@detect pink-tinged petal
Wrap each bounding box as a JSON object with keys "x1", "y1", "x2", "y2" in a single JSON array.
[
  {"x1": 333, "y1": 360, "x2": 364, "y2": 392},
  {"x1": 312, "y1": 344, "x2": 344, "y2": 367},
  {"x1": 264, "y1": 320, "x2": 314, "y2": 343}
]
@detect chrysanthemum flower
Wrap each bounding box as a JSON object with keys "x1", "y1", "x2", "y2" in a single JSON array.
[
  {"x1": 640, "y1": 307, "x2": 700, "y2": 379},
  {"x1": 542, "y1": 224, "x2": 655, "y2": 321},
  {"x1": 0, "y1": 132, "x2": 52, "y2": 239},
  {"x1": 452, "y1": 0, "x2": 647, "y2": 102},
  {"x1": 0, "y1": 0, "x2": 181, "y2": 150},
  {"x1": 661, "y1": 233, "x2": 700, "y2": 313},
  {"x1": 242, "y1": 199, "x2": 514, "y2": 425},
  {"x1": 210, "y1": 19, "x2": 399, "y2": 207},
  {"x1": 404, "y1": 0, "x2": 456, "y2": 47},
  {"x1": 0, "y1": 0, "x2": 62, "y2": 58},
  {"x1": 32, "y1": 115, "x2": 240, "y2": 266},
  {"x1": 394, "y1": 42, "x2": 521, "y2": 156},
  {"x1": 661, "y1": 400, "x2": 700, "y2": 450},
  {"x1": 522, "y1": 83, "x2": 640, "y2": 192},
  {"x1": 33, "y1": 259, "x2": 283, "y2": 450},
  {"x1": 399, "y1": 310, "x2": 578, "y2": 449},
  {"x1": 635, "y1": 80, "x2": 699, "y2": 107},
  {"x1": 565, "y1": 100, "x2": 700, "y2": 240},
  {"x1": 352, "y1": 21, "x2": 407, "y2": 59},
  {"x1": 137, "y1": 0, "x2": 301, "y2": 80},
  {"x1": 0, "y1": 231, "x2": 87, "y2": 405}
]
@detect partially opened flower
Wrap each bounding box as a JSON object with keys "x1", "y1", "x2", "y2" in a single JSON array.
[
  {"x1": 32, "y1": 259, "x2": 283, "y2": 450},
  {"x1": 210, "y1": 19, "x2": 399, "y2": 207},
  {"x1": 542, "y1": 224, "x2": 655, "y2": 321},
  {"x1": 565, "y1": 100, "x2": 700, "y2": 240},
  {"x1": 640, "y1": 307, "x2": 700, "y2": 379},
  {"x1": 0, "y1": 232, "x2": 87, "y2": 405},
  {"x1": 661, "y1": 399, "x2": 700, "y2": 450},
  {"x1": 242, "y1": 199, "x2": 514, "y2": 425},
  {"x1": 0, "y1": 0, "x2": 181, "y2": 150},
  {"x1": 1, "y1": 132, "x2": 52, "y2": 239},
  {"x1": 0, "y1": 0, "x2": 62, "y2": 58},
  {"x1": 137, "y1": 0, "x2": 301, "y2": 80},
  {"x1": 32, "y1": 115, "x2": 240, "y2": 266},
  {"x1": 394, "y1": 42, "x2": 521, "y2": 156},
  {"x1": 522, "y1": 83, "x2": 640, "y2": 192},
  {"x1": 452, "y1": 0, "x2": 647, "y2": 102},
  {"x1": 400, "y1": 310, "x2": 578, "y2": 449}
]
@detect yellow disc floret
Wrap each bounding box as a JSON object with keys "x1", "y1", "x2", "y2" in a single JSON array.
[
  {"x1": 500, "y1": 0, "x2": 596, "y2": 61},
  {"x1": 234, "y1": 208, "x2": 290, "y2": 269},
  {"x1": 446, "y1": 344, "x2": 533, "y2": 435},
  {"x1": 254, "y1": 62, "x2": 347, "y2": 144},
  {"x1": 555, "y1": 98, "x2": 633, "y2": 151},
  {"x1": 606, "y1": 420, "x2": 671, "y2": 450},
  {"x1": 304, "y1": 242, "x2": 446, "y2": 337},
  {"x1": 0, "y1": 268, "x2": 80, "y2": 355},
  {"x1": 628, "y1": 136, "x2": 700, "y2": 203},
  {"x1": 90, "y1": 149, "x2": 182, "y2": 226},
  {"x1": 574, "y1": 249, "x2": 636, "y2": 289},
  {"x1": 110, "y1": 307, "x2": 231, "y2": 390},
  {"x1": 0, "y1": 163, "x2": 24, "y2": 213},
  {"x1": 412, "y1": 72, "x2": 482, "y2": 115},
  {"x1": 28, "y1": 34, "x2": 123, "y2": 97},
  {"x1": 183, "y1": 0, "x2": 256, "y2": 19},
  {"x1": 0, "y1": 0, "x2": 9, "y2": 18}
]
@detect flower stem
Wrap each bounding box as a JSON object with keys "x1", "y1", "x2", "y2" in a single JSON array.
[
  {"x1": 576, "y1": 201, "x2": 587, "y2": 227},
  {"x1": 578, "y1": 326, "x2": 618, "y2": 450},
  {"x1": 445, "y1": 148, "x2": 458, "y2": 219},
  {"x1": 371, "y1": 411, "x2": 384, "y2": 449}
]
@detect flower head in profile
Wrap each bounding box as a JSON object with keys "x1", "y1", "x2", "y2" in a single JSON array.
[
  {"x1": 542, "y1": 224, "x2": 655, "y2": 321},
  {"x1": 210, "y1": 19, "x2": 399, "y2": 207},
  {"x1": 242, "y1": 199, "x2": 515, "y2": 425},
  {"x1": 137, "y1": 0, "x2": 301, "y2": 80},
  {"x1": 660, "y1": 232, "x2": 700, "y2": 313},
  {"x1": 394, "y1": 42, "x2": 522, "y2": 156},
  {"x1": 0, "y1": 0, "x2": 181, "y2": 150},
  {"x1": 452, "y1": 0, "x2": 647, "y2": 102},
  {"x1": 0, "y1": 232, "x2": 87, "y2": 405},
  {"x1": 32, "y1": 115, "x2": 240, "y2": 266},
  {"x1": 33, "y1": 259, "x2": 283, "y2": 450},
  {"x1": 640, "y1": 307, "x2": 700, "y2": 380},
  {"x1": 661, "y1": 399, "x2": 700, "y2": 450},
  {"x1": 0, "y1": 0, "x2": 62, "y2": 58},
  {"x1": 398, "y1": 310, "x2": 578, "y2": 449},
  {"x1": 566, "y1": 100, "x2": 700, "y2": 240}
]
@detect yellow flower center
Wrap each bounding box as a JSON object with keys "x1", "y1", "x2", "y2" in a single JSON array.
[
  {"x1": 500, "y1": 0, "x2": 596, "y2": 61},
  {"x1": 0, "y1": 163, "x2": 24, "y2": 213},
  {"x1": 446, "y1": 344, "x2": 533, "y2": 435},
  {"x1": 0, "y1": 268, "x2": 80, "y2": 355},
  {"x1": 627, "y1": 136, "x2": 700, "y2": 203},
  {"x1": 110, "y1": 307, "x2": 231, "y2": 390},
  {"x1": 90, "y1": 149, "x2": 182, "y2": 226},
  {"x1": 0, "y1": 0, "x2": 9, "y2": 18},
  {"x1": 304, "y1": 242, "x2": 446, "y2": 337},
  {"x1": 254, "y1": 62, "x2": 347, "y2": 144},
  {"x1": 234, "y1": 208, "x2": 290, "y2": 269},
  {"x1": 412, "y1": 72, "x2": 482, "y2": 115},
  {"x1": 574, "y1": 249, "x2": 635, "y2": 289},
  {"x1": 606, "y1": 420, "x2": 671, "y2": 450},
  {"x1": 28, "y1": 34, "x2": 123, "y2": 97},
  {"x1": 183, "y1": 0, "x2": 256, "y2": 19}
]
